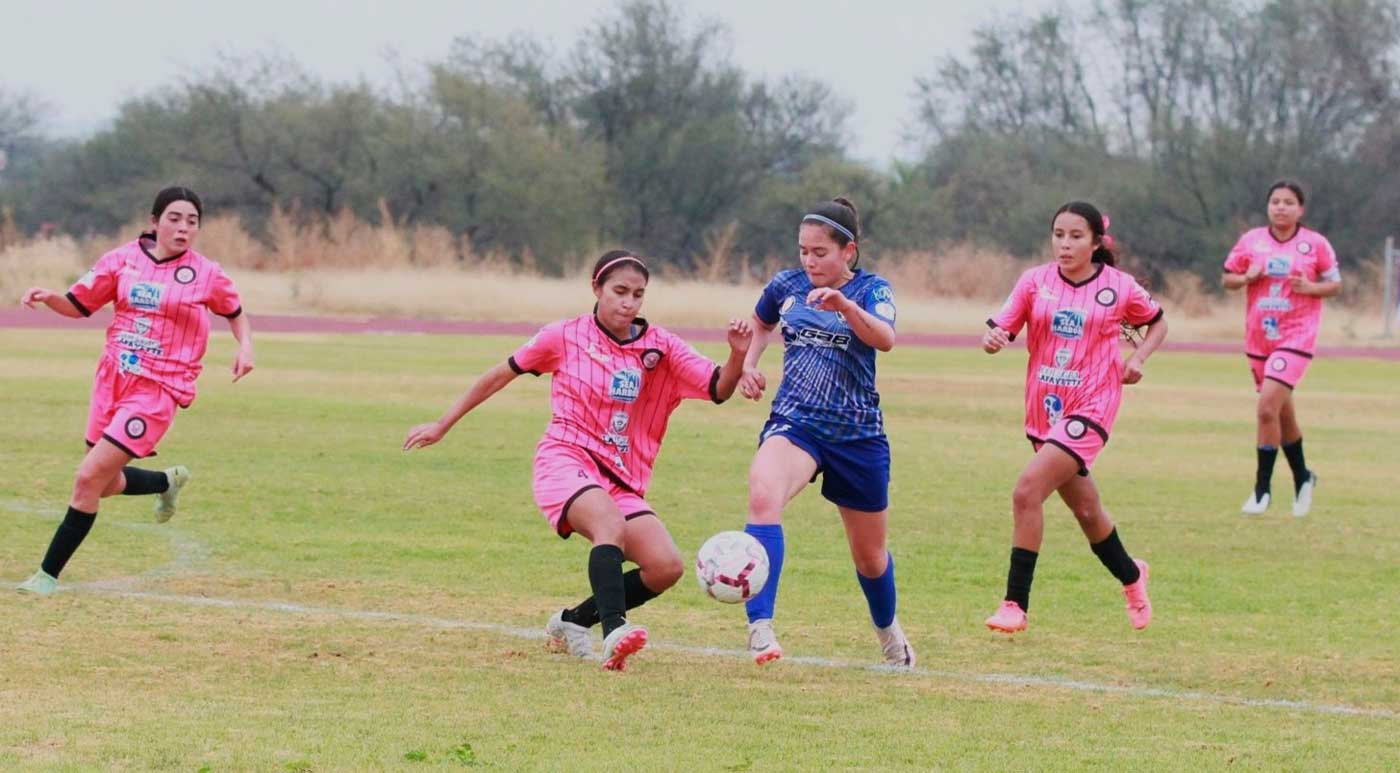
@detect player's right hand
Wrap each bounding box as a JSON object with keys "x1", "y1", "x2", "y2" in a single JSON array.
[
  {"x1": 403, "y1": 421, "x2": 447, "y2": 451},
  {"x1": 982, "y1": 326, "x2": 1010, "y2": 354},
  {"x1": 20, "y1": 287, "x2": 52, "y2": 308},
  {"x1": 738, "y1": 367, "x2": 767, "y2": 401}
]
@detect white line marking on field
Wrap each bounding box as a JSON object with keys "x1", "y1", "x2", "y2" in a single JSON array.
[{"x1": 8, "y1": 501, "x2": 1395, "y2": 720}]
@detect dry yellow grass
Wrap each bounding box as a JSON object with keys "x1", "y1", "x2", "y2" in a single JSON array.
[{"x1": 3, "y1": 216, "x2": 1393, "y2": 344}]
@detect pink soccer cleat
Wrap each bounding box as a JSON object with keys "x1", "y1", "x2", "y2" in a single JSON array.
[
  {"x1": 1122, "y1": 559, "x2": 1152, "y2": 630},
  {"x1": 601, "y1": 623, "x2": 647, "y2": 671},
  {"x1": 984, "y1": 600, "x2": 1028, "y2": 633}
]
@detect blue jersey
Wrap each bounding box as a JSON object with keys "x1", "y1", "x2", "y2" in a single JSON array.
[{"x1": 754, "y1": 269, "x2": 896, "y2": 442}]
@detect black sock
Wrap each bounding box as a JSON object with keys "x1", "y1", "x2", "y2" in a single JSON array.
[
  {"x1": 1005, "y1": 547, "x2": 1038, "y2": 612},
  {"x1": 41, "y1": 506, "x2": 97, "y2": 578},
  {"x1": 563, "y1": 568, "x2": 661, "y2": 628},
  {"x1": 121, "y1": 467, "x2": 169, "y2": 496},
  {"x1": 1255, "y1": 445, "x2": 1278, "y2": 500},
  {"x1": 1281, "y1": 439, "x2": 1308, "y2": 493},
  {"x1": 1090, "y1": 528, "x2": 1141, "y2": 585},
  {"x1": 587, "y1": 545, "x2": 627, "y2": 637}
]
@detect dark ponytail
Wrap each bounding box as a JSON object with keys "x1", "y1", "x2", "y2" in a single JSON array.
[
  {"x1": 1051, "y1": 201, "x2": 1115, "y2": 267},
  {"x1": 802, "y1": 197, "x2": 861, "y2": 267}
]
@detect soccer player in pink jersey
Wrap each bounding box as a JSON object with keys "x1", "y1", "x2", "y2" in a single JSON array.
[
  {"x1": 1222, "y1": 180, "x2": 1341, "y2": 517},
  {"x1": 403, "y1": 251, "x2": 753, "y2": 671},
  {"x1": 16, "y1": 187, "x2": 255, "y2": 596},
  {"x1": 981, "y1": 202, "x2": 1168, "y2": 634}
]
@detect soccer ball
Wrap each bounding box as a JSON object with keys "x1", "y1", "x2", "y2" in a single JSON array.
[{"x1": 695, "y1": 531, "x2": 769, "y2": 604}]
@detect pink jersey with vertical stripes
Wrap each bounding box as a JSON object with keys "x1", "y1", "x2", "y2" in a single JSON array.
[
  {"x1": 989, "y1": 263, "x2": 1162, "y2": 443},
  {"x1": 66, "y1": 237, "x2": 243, "y2": 408},
  {"x1": 509, "y1": 314, "x2": 721, "y2": 495},
  {"x1": 1223, "y1": 226, "x2": 1339, "y2": 356}
]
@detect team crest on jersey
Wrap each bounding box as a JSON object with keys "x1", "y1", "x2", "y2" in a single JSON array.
[
  {"x1": 1296, "y1": 241, "x2": 1312, "y2": 255},
  {"x1": 1266, "y1": 256, "x2": 1291, "y2": 277},
  {"x1": 124, "y1": 417, "x2": 147, "y2": 439},
  {"x1": 603, "y1": 411, "x2": 631, "y2": 453},
  {"x1": 133, "y1": 316, "x2": 151, "y2": 335},
  {"x1": 1054, "y1": 348, "x2": 1072, "y2": 368},
  {"x1": 609, "y1": 368, "x2": 642, "y2": 403},
  {"x1": 1065, "y1": 419, "x2": 1088, "y2": 440},
  {"x1": 1095, "y1": 288, "x2": 1118, "y2": 307},
  {"x1": 780, "y1": 296, "x2": 796, "y2": 314},
  {"x1": 641, "y1": 348, "x2": 663, "y2": 370},
  {"x1": 1051, "y1": 309, "x2": 1086, "y2": 340},
  {"x1": 610, "y1": 411, "x2": 629, "y2": 433},
  {"x1": 1262, "y1": 316, "x2": 1281, "y2": 341},
  {"x1": 174, "y1": 266, "x2": 196, "y2": 285},
  {"x1": 117, "y1": 350, "x2": 142, "y2": 375},
  {"x1": 1044, "y1": 394, "x2": 1064, "y2": 426},
  {"x1": 129, "y1": 282, "x2": 165, "y2": 312}
]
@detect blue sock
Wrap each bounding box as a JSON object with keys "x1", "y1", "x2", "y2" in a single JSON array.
[
  {"x1": 856, "y1": 553, "x2": 897, "y2": 629},
  {"x1": 744, "y1": 523, "x2": 784, "y2": 624}
]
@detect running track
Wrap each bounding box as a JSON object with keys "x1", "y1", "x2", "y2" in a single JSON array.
[{"x1": 3, "y1": 309, "x2": 1398, "y2": 360}]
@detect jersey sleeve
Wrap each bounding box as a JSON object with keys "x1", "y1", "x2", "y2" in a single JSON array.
[
  {"x1": 1315, "y1": 237, "x2": 1341, "y2": 282},
  {"x1": 988, "y1": 271, "x2": 1033, "y2": 340},
  {"x1": 1223, "y1": 233, "x2": 1253, "y2": 274},
  {"x1": 509, "y1": 321, "x2": 566, "y2": 376},
  {"x1": 862, "y1": 279, "x2": 897, "y2": 330},
  {"x1": 754, "y1": 276, "x2": 786, "y2": 326},
  {"x1": 65, "y1": 252, "x2": 120, "y2": 317},
  {"x1": 206, "y1": 263, "x2": 244, "y2": 318},
  {"x1": 663, "y1": 331, "x2": 722, "y2": 403},
  {"x1": 1123, "y1": 278, "x2": 1164, "y2": 327}
]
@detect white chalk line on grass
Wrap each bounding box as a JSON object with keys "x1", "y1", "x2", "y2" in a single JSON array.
[{"x1": 6, "y1": 501, "x2": 1396, "y2": 721}]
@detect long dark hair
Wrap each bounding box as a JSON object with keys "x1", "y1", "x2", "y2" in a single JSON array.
[{"x1": 1051, "y1": 201, "x2": 1115, "y2": 266}]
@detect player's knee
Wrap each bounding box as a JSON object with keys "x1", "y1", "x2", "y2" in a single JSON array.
[
  {"x1": 1069, "y1": 504, "x2": 1101, "y2": 528},
  {"x1": 852, "y1": 548, "x2": 887, "y2": 579},
  {"x1": 1011, "y1": 479, "x2": 1042, "y2": 517},
  {"x1": 1257, "y1": 401, "x2": 1280, "y2": 424},
  {"x1": 648, "y1": 552, "x2": 685, "y2": 590},
  {"x1": 747, "y1": 480, "x2": 785, "y2": 523},
  {"x1": 72, "y1": 463, "x2": 111, "y2": 499}
]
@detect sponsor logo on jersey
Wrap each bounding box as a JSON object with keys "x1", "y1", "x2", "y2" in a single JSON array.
[
  {"x1": 129, "y1": 281, "x2": 164, "y2": 312},
  {"x1": 1037, "y1": 284, "x2": 1058, "y2": 300},
  {"x1": 115, "y1": 331, "x2": 164, "y2": 355},
  {"x1": 1037, "y1": 364, "x2": 1082, "y2": 387},
  {"x1": 874, "y1": 301, "x2": 896, "y2": 321},
  {"x1": 1266, "y1": 256, "x2": 1292, "y2": 278},
  {"x1": 1051, "y1": 308, "x2": 1086, "y2": 340},
  {"x1": 1044, "y1": 394, "x2": 1064, "y2": 426},
  {"x1": 1256, "y1": 282, "x2": 1292, "y2": 312},
  {"x1": 1262, "y1": 316, "x2": 1281, "y2": 341},
  {"x1": 871, "y1": 285, "x2": 894, "y2": 303},
  {"x1": 609, "y1": 368, "x2": 642, "y2": 403},
  {"x1": 124, "y1": 417, "x2": 147, "y2": 439},
  {"x1": 603, "y1": 411, "x2": 631, "y2": 453},
  {"x1": 1095, "y1": 287, "x2": 1118, "y2": 307},
  {"x1": 174, "y1": 266, "x2": 197, "y2": 284},
  {"x1": 117, "y1": 350, "x2": 143, "y2": 375},
  {"x1": 791, "y1": 327, "x2": 853, "y2": 350},
  {"x1": 780, "y1": 296, "x2": 796, "y2": 314}
]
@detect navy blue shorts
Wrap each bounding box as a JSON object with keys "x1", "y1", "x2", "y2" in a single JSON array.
[{"x1": 759, "y1": 417, "x2": 890, "y2": 512}]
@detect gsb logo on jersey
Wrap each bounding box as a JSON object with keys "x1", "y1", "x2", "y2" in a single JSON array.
[
  {"x1": 1051, "y1": 309, "x2": 1086, "y2": 340},
  {"x1": 609, "y1": 368, "x2": 642, "y2": 403},
  {"x1": 794, "y1": 328, "x2": 853, "y2": 349}
]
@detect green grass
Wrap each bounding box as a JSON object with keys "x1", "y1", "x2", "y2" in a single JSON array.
[{"x1": 1, "y1": 328, "x2": 1398, "y2": 770}]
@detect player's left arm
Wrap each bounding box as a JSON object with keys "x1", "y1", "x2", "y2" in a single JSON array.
[
  {"x1": 227, "y1": 312, "x2": 255, "y2": 382},
  {"x1": 806, "y1": 287, "x2": 895, "y2": 352},
  {"x1": 1291, "y1": 241, "x2": 1343, "y2": 298},
  {"x1": 1122, "y1": 282, "x2": 1167, "y2": 385}
]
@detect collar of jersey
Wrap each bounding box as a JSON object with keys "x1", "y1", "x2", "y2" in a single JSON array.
[
  {"x1": 593, "y1": 313, "x2": 650, "y2": 345},
  {"x1": 1057, "y1": 262, "x2": 1103, "y2": 288},
  {"x1": 1266, "y1": 225, "x2": 1301, "y2": 245},
  {"x1": 138, "y1": 235, "x2": 189, "y2": 265}
]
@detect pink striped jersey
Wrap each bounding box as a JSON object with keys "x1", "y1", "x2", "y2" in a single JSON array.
[
  {"x1": 66, "y1": 236, "x2": 243, "y2": 408},
  {"x1": 1223, "y1": 226, "x2": 1340, "y2": 356},
  {"x1": 988, "y1": 262, "x2": 1163, "y2": 442},
  {"x1": 508, "y1": 314, "x2": 723, "y2": 495}
]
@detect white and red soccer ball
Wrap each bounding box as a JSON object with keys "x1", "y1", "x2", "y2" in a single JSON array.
[{"x1": 695, "y1": 531, "x2": 769, "y2": 604}]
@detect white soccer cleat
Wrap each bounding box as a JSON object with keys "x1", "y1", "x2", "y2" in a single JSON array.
[
  {"x1": 747, "y1": 619, "x2": 783, "y2": 665},
  {"x1": 545, "y1": 610, "x2": 594, "y2": 659},
  {"x1": 16, "y1": 570, "x2": 58, "y2": 597},
  {"x1": 1241, "y1": 491, "x2": 1270, "y2": 516},
  {"x1": 875, "y1": 618, "x2": 915, "y2": 668},
  {"x1": 601, "y1": 623, "x2": 647, "y2": 671},
  {"x1": 154, "y1": 465, "x2": 191, "y2": 524},
  {"x1": 1292, "y1": 471, "x2": 1317, "y2": 518}
]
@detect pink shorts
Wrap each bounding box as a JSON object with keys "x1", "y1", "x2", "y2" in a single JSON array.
[
  {"x1": 85, "y1": 357, "x2": 177, "y2": 458},
  {"x1": 1030, "y1": 414, "x2": 1108, "y2": 476},
  {"x1": 1249, "y1": 349, "x2": 1312, "y2": 391},
  {"x1": 532, "y1": 440, "x2": 655, "y2": 539}
]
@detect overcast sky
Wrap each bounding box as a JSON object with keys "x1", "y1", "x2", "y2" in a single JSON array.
[{"x1": 2, "y1": 0, "x2": 1048, "y2": 165}]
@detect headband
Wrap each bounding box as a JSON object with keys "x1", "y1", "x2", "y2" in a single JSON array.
[
  {"x1": 593, "y1": 255, "x2": 646, "y2": 284},
  {"x1": 803, "y1": 213, "x2": 856, "y2": 243}
]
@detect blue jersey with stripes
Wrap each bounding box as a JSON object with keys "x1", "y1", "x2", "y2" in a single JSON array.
[{"x1": 754, "y1": 269, "x2": 896, "y2": 441}]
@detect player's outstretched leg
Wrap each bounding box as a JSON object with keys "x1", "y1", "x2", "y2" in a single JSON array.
[{"x1": 153, "y1": 465, "x2": 191, "y2": 523}]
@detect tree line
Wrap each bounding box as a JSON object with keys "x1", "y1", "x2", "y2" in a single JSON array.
[{"x1": 1, "y1": 0, "x2": 1397, "y2": 284}]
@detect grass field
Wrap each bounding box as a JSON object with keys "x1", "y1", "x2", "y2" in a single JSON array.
[{"x1": 2, "y1": 328, "x2": 1398, "y2": 770}]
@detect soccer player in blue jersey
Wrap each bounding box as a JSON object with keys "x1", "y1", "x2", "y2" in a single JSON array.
[{"x1": 735, "y1": 197, "x2": 912, "y2": 667}]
